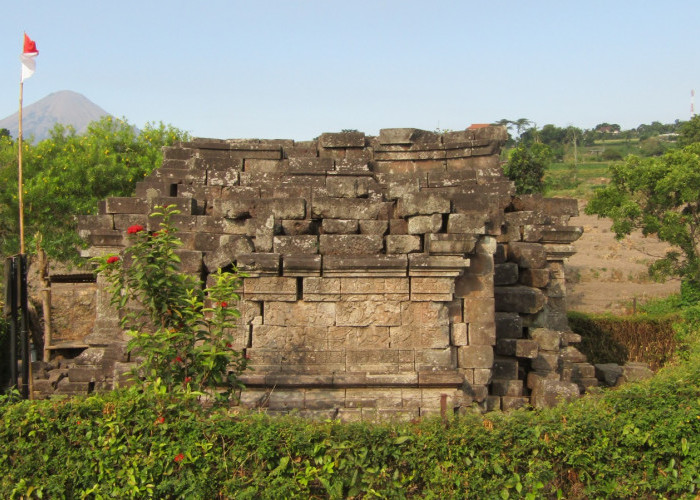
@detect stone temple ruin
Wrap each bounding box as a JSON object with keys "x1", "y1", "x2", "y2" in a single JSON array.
[{"x1": 33, "y1": 125, "x2": 599, "y2": 418}]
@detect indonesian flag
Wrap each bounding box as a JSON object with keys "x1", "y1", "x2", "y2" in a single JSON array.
[{"x1": 20, "y1": 33, "x2": 39, "y2": 82}]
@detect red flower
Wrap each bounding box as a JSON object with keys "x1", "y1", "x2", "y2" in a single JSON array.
[
  {"x1": 174, "y1": 356, "x2": 183, "y2": 363},
  {"x1": 106, "y1": 256, "x2": 120, "y2": 264},
  {"x1": 174, "y1": 453, "x2": 185, "y2": 463},
  {"x1": 127, "y1": 224, "x2": 144, "y2": 234},
  {"x1": 220, "y1": 301, "x2": 228, "y2": 308},
  {"x1": 184, "y1": 376, "x2": 192, "y2": 383},
  {"x1": 155, "y1": 416, "x2": 165, "y2": 425},
  {"x1": 226, "y1": 343, "x2": 232, "y2": 348}
]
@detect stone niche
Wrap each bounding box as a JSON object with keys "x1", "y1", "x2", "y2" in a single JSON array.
[{"x1": 35, "y1": 125, "x2": 596, "y2": 418}]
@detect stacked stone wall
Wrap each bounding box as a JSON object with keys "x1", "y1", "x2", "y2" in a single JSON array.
[{"x1": 33, "y1": 125, "x2": 596, "y2": 417}]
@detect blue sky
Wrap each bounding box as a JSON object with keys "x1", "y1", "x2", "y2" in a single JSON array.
[{"x1": 1, "y1": 1, "x2": 698, "y2": 140}]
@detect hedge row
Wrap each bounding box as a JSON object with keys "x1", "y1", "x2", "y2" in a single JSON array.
[
  {"x1": 568, "y1": 311, "x2": 679, "y2": 370},
  {"x1": 1, "y1": 349, "x2": 698, "y2": 499}
]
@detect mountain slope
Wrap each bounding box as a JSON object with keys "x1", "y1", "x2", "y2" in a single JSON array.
[{"x1": 0, "y1": 90, "x2": 111, "y2": 142}]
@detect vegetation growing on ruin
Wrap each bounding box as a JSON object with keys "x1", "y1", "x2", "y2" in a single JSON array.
[{"x1": 93, "y1": 205, "x2": 248, "y2": 403}]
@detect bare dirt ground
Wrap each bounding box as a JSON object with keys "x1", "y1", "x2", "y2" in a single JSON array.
[{"x1": 565, "y1": 201, "x2": 680, "y2": 314}]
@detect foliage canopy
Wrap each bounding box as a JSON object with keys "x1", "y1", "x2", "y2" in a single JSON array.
[
  {"x1": 0, "y1": 117, "x2": 189, "y2": 262},
  {"x1": 586, "y1": 143, "x2": 700, "y2": 297},
  {"x1": 504, "y1": 142, "x2": 553, "y2": 194}
]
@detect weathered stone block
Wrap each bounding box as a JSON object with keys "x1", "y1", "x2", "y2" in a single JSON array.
[
  {"x1": 457, "y1": 345, "x2": 493, "y2": 369},
  {"x1": 494, "y1": 263, "x2": 519, "y2": 286},
  {"x1": 530, "y1": 379, "x2": 580, "y2": 408},
  {"x1": 529, "y1": 328, "x2": 562, "y2": 351},
  {"x1": 378, "y1": 128, "x2": 439, "y2": 145},
  {"x1": 561, "y1": 346, "x2": 587, "y2": 363},
  {"x1": 390, "y1": 326, "x2": 451, "y2": 349},
  {"x1": 408, "y1": 214, "x2": 443, "y2": 234},
  {"x1": 409, "y1": 255, "x2": 468, "y2": 277},
  {"x1": 326, "y1": 176, "x2": 358, "y2": 197},
  {"x1": 207, "y1": 166, "x2": 241, "y2": 186},
  {"x1": 244, "y1": 277, "x2": 297, "y2": 301},
  {"x1": 415, "y1": 348, "x2": 455, "y2": 369},
  {"x1": 401, "y1": 301, "x2": 449, "y2": 327},
  {"x1": 446, "y1": 213, "x2": 488, "y2": 234},
  {"x1": 385, "y1": 235, "x2": 422, "y2": 254},
  {"x1": 410, "y1": 277, "x2": 455, "y2": 301},
  {"x1": 595, "y1": 363, "x2": 623, "y2": 386},
  {"x1": 213, "y1": 198, "x2": 255, "y2": 219},
  {"x1": 322, "y1": 219, "x2": 359, "y2": 234},
  {"x1": 323, "y1": 255, "x2": 408, "y2": 277},
  {"x1": 494, "y1": 286, "x2": 546, "y2": 314},
  {"x1": 492, "y1": 357, "x2": 519, "y2": 379},
  {"x1": 255, "y1": 198, "x2": 306, "y2": 219},
  {"x1": 265, "y1": 301, "x2": 336, "y2": 327},
  {"x1": 451, "y1": 323, "x2": 468, "y2": 346},
  {"x1": 312, "y1": 198, "x2": 387, "y2": 220},
  {"x1": 426, "y1": 234, "x2": 478, "y2": 255},
  {"x1": 336, "y1": 301, "x2": 402, "y2": 327},
  {"x1": 495, "y1": 312, "x2": 523, "y2": 339},
  {"x1": 531, "y1": 352, "x2": 559, "y2": 372},
  {"x1": 273, "y1": 235, "x2": 319, "y2": 254},
  {"x1": 203, "y1": 236, "x2": 255, "y2": 270},
  {"x1": 396, "y1": 193, "x2": 451, "y2": 217},
  {"x1": 508, "y1": 242, "x2": 547, "y2": 269},
  {"x1": 319, "y1": 234, "x2": 383, "y2": 255},
  {"x1": 359, "y1": 220, "x2": 388, "y2": 235},
  {"x1": 389, "y1": 218, "x2": 409, "y2": 234},
  {"x1": 495, "y1": 339, "x2": 539, "y2": 358},
  {"x1": 281, "y1": 219, "x2": 316, "y2": 235},
  {"x1": 465, "y1": 306, "x2": 497, "y2": 338},
  {"x1": 282, "y1": 254, "x2": 321, "y2": 276},
  {"x1": 319, "y1": 132, "x2": 365, "y2": 148},
  {"x1": 104, "y1": 197, "x2": 149, "y2": 214},
  {"x1": 519, "y1": 268, "x2": 551, "y2": 288},
  {"x1": 237, "y1": 253, "x2": 281, "y2": 275},
  {"x1": 491, "y1": 379, "x2": 524, "y2": 397},
  {"x1": 463, "y1": 297, "x2": 495, "y2": 324}
]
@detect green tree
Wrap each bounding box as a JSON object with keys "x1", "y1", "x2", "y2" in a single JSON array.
[
  {"x1": 586, "y1": 144, "x2": 700, "y2": 300},
  {"x1": 0, "y1": 117, "x2": 189, "y2": 262},
  {"x1": 0, "y1": 129, "x2": 9, "y2": 140},
  {"x1": 503, "y1": 142, "x2": 553, "y2": 194},
  {"x1": 678, "y1": 115, "x2": 700, "y2": 147}
]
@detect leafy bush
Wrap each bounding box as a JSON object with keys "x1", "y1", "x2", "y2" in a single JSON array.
[
  {"x1": 0, "y1": 117, "x2": 189, "y2": 262},
  {"x1": 94, "y1": 205, "x2": 247, "y2": 403},
  {"x1": 1, "y1": 347, "x2": 698, "y2": 498},
  {"x1": 568, "y1": 311, "x2": 679, "y2": 370},
  {"x1": 504, "y1": 142, "x2": 553, "y2": 194},
  {"x1": 601, "y1": 148, "x2": 624, "y2": 161}
]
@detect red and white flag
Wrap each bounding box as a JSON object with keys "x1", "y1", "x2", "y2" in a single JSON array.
[{"x1": 20, "y1": 33, "x2": 39, "y2": 82}]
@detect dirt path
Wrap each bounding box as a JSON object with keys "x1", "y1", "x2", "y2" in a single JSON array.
[{"x1": 565, "y1": 202, "x2": 680, "y2": 314}]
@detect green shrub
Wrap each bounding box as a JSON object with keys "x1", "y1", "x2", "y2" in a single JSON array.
[
  {"x1": 1, "y1": 341, "x2": 698, "y2": 498},
  {"x1": 568, "y1": 311, "x2": 679, "y2": 370},
  {"x1": 94, "y1": 205, "x2": 247, "y2": 403}
]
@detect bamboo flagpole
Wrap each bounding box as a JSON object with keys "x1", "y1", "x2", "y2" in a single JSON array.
[{"x1": 18, "y1": 33, "x2": 39, "y2": 255}]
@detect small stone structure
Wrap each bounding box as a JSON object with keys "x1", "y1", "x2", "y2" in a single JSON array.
[{"x1": 33, "y1": 125, "x2": 598, "y2": 418}]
